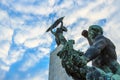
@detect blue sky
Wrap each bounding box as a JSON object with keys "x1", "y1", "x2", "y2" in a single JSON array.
[{"x1": 0, "y1": 0, "x2": 120, "y2": 80}]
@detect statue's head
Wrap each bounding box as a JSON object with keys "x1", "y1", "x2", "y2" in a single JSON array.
[{"x1": 88, "y1": 25, "x2": 103, "y2": 40}]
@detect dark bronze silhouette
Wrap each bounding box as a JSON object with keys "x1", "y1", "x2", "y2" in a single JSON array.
[
  {"x1": 46, "y1": 17, "x2": 67, "y2": 46},
  {"x1": 48, "y1": 17, "x2": 120, "y2": 80}
]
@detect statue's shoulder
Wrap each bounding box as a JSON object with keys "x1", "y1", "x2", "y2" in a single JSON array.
[{"x1": 94, "y1": 35, "x2": 106, "y2": 41}]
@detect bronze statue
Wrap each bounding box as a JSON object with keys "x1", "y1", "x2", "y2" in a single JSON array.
[
  {"x1": 48, "y1": 17, "x2": 120, "y2": 80},
  {"x1": 46, "y1": 17, "x2": 67, "y2": 46},
  {"x1": 81, "y1": 25, "x2": 120, "y2": 80}
]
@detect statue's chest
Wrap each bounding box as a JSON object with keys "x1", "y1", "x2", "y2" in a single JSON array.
[{"x1": 92, "y1": 53, "x2": 109, "y2": 67}]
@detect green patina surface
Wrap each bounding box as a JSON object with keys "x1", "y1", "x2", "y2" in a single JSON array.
[{"x1": 48, "y1": 17, "x2": 120, "y2": 80}]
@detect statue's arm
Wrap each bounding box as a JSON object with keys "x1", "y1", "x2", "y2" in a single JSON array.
[
  {"x1": 81, "y1": 30, "x2": 93, "y2": 46},
  {"x1": 86, "y1": 37, "x2": 93, "y2": 46},
  {"x1": 84, "y1": 38, "x2": 107, "y2": 61}
]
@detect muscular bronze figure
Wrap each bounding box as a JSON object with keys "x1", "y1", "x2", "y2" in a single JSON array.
[
  {"x1": 48, "y1": 17, "x2": 120, "y2": 80},
  {"x1": 81, "y1": 25, "x2": 120, "y2": 79}
]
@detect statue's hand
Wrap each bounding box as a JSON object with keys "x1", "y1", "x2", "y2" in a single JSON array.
[{"x1": 81, "y1": 30, "x2": 88, "y2": 38}]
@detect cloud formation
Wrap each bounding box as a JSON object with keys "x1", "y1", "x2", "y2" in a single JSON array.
[{"x1": 0, "y1": 0, "x2": 120, "y2": 80}]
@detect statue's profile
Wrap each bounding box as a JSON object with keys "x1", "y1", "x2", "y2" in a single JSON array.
[
  {"x1": 47, "y1": 17, "x2": 120, "y2": 80},
  {"x1": 80, "y1": 25, "x2": 120, "y2": 80}
]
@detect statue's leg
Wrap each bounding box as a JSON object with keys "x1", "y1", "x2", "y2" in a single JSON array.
[
  {"x1": 86, "y1": 67, "x2": 110, "y2": 80},
  {"x1": 111, "y1": 74, "x2": 120, "y2": 80},
  {"x1": 55, "y1": 38, "x2": 60, "y2": 45},
  {"x1": 86, "y1": 66, "x2": 120, "y2": 80}
]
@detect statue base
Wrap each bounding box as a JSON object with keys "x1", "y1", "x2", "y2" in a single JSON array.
[{"x1": 49, "y1": 44, "x2": 73, "y2": 80}]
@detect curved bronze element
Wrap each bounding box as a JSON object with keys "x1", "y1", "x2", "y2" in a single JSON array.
[{"x1": 46, "y1": 16, "x2": 64, "y2": 32}]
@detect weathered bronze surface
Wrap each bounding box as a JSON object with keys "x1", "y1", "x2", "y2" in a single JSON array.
[{"x1": 48, "y1": 17, "x2": 120, "y2": 80}]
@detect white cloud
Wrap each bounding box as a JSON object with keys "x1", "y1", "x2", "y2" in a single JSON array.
[
  {"x1": 14, "y1": 27, "x2": 43, "y2": 45},
  {"x1": 64, "y1": 0, "x2": 115, "y2": 26},
  {"x1": 14, "y1": 30, "x2": 29, "y2": 45},
  {"x1": 0, "y1": 0, "x2": 120, "y2": 80},
  {"x1": 24, "y1": 38, "x2": 41, "y2": 48},
  {"x1": 0, "y1": 0, "x2": 12, "y2": 6},
  {"x1": 4, "y1": 48, "x2": 25, "y2": 65},
  {"x1": 49, "y1": 0, "x2": 55, "y2": 6},
  {"x1": 0, "y1": 27, "x2": 13, "y2": 71},
  {"x1": 16, "y1": 0, "x2": 36, "y2": 4},
  {"x1": 10, "y1": 2, "x2": 53, "y2": 16},
  {"x1": 0, "y1": 46, "x2": 25, "y2": 72},
  {"x1": 32, "y1": 71, "x2": 48, "y2": 80},
  {"x1": 10, "y1": 17, "x2": 25, "y2": 28},
  {"x1": 14, "y1": 25, "x2": 52, "y2": 48},
  {"x1": 0, "y1": 27, "x2": 13, "y2": 41},
  {"x1": 20, "y1": 47, "x2": 50, "y2": 71},
  {"x1": 0, "y1": 9, "x2": 9, "y2": 26},
  {"x1": 0, "y1": 65, "x2": 9, "y2": 71},
  {"x1": 0, "y1": 27, "x2": 25, "y2": 72},
  {"x1": 26, "y1": 69, "x2": 48, "y2": 80},
  {"x1": 0, "y1": 41, "x2": 10, "y2": 59}
]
